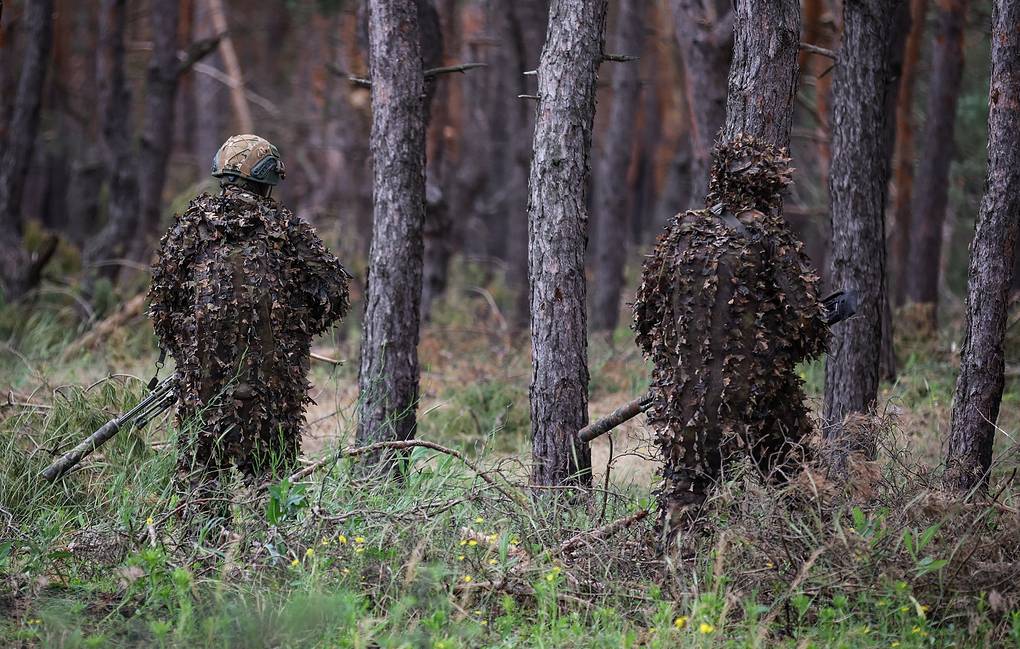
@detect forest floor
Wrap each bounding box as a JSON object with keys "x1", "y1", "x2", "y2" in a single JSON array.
[{"x1": 1, "y1": 264, "x2": 1019, "y2": 648}]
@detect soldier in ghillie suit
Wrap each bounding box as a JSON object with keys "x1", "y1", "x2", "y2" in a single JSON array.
[
  {"x1": 633, "y1": 134, "x2": 829, "y2": 552},
  {"x1": 149, "y1": 134, "x2": 351, "y2": 501}
]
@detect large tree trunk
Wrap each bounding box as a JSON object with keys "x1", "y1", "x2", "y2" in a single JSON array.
[
  {"x1": 84, "y1": 0, "x2": 139, "y2": 283},
  {"x1": 0, "y1": 0, "x2": 53, "y2": 301},
  {"x1": 527, "y1": 0, "x2": 607, "y2": 487},
  {"x1": 890, "y1": 0, "x2": 929, "y2": 306},
  {"x1": 721, "y1": 0, "x2": 799, "y2": 149},
  {"x1": 590, "y1": 0, "x2": 644, "y2": 333},
  {"x1": 130, "y1": 0, "x2": 183, "y2": 264},
  {"x1": 670, "y1": 0, "x2": 732, "y2": 206},
  {"x1": 904, "y1": 0, "x2": 967, "y2": 330},
  {"x1": 823, "y1": 0, "x2": 903, "y2": 426},
  {"x1": 356, "y1": 0, "x2": 427, "y2": 454},
  {"x1": 944, "y1": 0, "x2": 1020, "y2": 493}
]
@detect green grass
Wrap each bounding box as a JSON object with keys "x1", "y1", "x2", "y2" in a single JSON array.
[{"x1": 2, "y1": 278, "x2": 1019, "y2": 647}]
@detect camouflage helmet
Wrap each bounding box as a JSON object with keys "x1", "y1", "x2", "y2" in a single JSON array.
[{"x1": 211, "y1": 134, "x2": 286, "y2": 186}]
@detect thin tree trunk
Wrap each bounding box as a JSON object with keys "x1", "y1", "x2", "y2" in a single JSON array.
[
  {"x1": 206, "y1": 0, "x2": 252, "y2": 133},
  {"x1": 507, "y1": 0, "x2": 551, "y2": 330},
  {"x1": 891, "y1": 0, "x2": 929, "y2": 306},
  {"x1": 823, "y1": 0, "x2": 903, "y2": 426},
  {"x1": 944, "y1": 0, "x2": 1020, "y2": 493},
  {"x1": 0, "y1": 0, "x2": 53, "y2": 300},
  {"x1": 722, "y1": 0, "x2": 799, "y2": 149},
  {"x1": 904, "y1": 0, "x2": 968, "y2": 329},
  {"x1": 84, "y1": 0, "x2": 139, "y2": 282},
  {"x1": 192, "y1": 0, "x2": 224, "y2": 164},
  {"x1": 418, "y1": 0, "x2": 450, "y2": 322},
  {"x1": 130, "y1": 0, "x2": 183, "y2": 264},
  {"x1": 356, "y1": 0, "x2": 427, "y2": 455},
  {"x1": 671, "y1": 0, "x2": 732, "y2": 206},
  {"x1": 590, "y1": 0, "x2": 644, "y2": 332},
  {"x1": 527, "y1": 0, "x2": 607, "y2": 487}
]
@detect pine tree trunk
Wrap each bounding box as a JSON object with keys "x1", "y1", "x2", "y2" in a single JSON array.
[
  {"x1": 507, "y1": 0, "x2": 551, "y2": 330},
  {"x1": 944, "y1": 0, "x2": 1020, "y2": 493},
  {"x1": 904, "y1": 0, "x2": 967, "y2": 329},
  {"x1": 590, "y1": 0, "x2": 644, "y2": 333},
  {"x1": 671, "y1": 0, "x2": 732, "y2": 206},
  {"x1": 527, "y1": 0, "x2": 607, "y2": 487},
  {"x1": 722, "y1": 0, "x2": 800, "y2": 150},
  {"x1": 823, "y1": 0, "x2": 903, "y2": 426},
  {"x1": 84, "y1": 0, "x2": 139, "y2": 282},
  {"x1": 0, "y1": 0, "x2": 53, "y2": 300},
  {"x1": 356, "y1": 0, "x2": 427, "y2": 454},
  {"x1": 891, "y1": 0, "x2": 929, "y2": 306},
  {"x1": 131, "y1": 0, "x2": 182, "y2": 264}
]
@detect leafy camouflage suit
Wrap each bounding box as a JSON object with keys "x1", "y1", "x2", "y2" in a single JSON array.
[
  {"x1": 633, "y1": 135, "x2": 828, "y2": 551},
  {"x1": 149, "y1": 135, "x2": 350, "y2": 495}
]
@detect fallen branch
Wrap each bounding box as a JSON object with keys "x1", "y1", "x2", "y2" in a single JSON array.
[
  {"x1": 60, "y1": 293, "x2": 146, "y2": 361},
  {"x1": 578, "y1": 394, "x2": 651, "y2": 443},
  {"x1": 559, "y1": 509, "x2": 648, "y2": 554},
  {"x1": 601, "y1": 53, "x2": 639, "y2": 63}
]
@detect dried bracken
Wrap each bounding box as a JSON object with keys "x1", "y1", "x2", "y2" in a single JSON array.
[
  {"x1": 148, "y1": 186, "x2": 351, "y2": 498},
  {"x1": 633, "y1": 134, "x2": 829, "y2": 554}
]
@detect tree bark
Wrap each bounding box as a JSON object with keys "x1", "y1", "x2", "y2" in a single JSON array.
[
  {"x1": 890, "y1": 0, "x2": 929, "y2": 306},
  {"x1": 527, "y1": 0, "x2": 607, "y2": 487},
  {"x1": 721, "y1": 0, "x2": 800, "y2": 150},
  {"x1": 944, "y1": 0, "x2": 1020, "y2": 493},
  {"x1": 904, "y1": 0, "x2": 968, "y2": 329},
  {"x1": 670, "y1": 0, "x2": 732, "y2": 206},
  {"x1": 84, "y1": 0, "x2": 139, "y2": 282},
  {"x1": 130, "y1": 0, "x2": 183, "y2": 263},
  {"x1": 590, "y1": 0, "x2": 644, "y2": 332},
  {"x1": 823, "y1": 0, "x2": 903, "y2": 426},
  {"x1": 0, "y1": 0, "x2": 53, "y2": 300},
  {"x1": 356, "y1": 0, "x2": 427, "y2": 455}
]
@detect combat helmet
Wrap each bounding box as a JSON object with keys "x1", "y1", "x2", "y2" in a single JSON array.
[{"x1": 211, "y1": 134, "x2": 286, "y2": 192}]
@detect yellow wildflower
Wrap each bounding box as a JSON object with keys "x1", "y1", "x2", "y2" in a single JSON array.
[
  {"x1": 354, "y1": 536, "x2": 366, "y2": 544},
  {"x1": 320, "y1": 538, "x2": 330, "y2": 546},
  {"x1": 463, "y1": 575, "x2": 473, "y2": 583},
  {"x1": 337, "y1": 534, "x2": 348, "y2": 544},
  {"x1": 291, "y1": 558, "x2": 300, "y2": 567},
  {"x1": 457, "y1": 554, "x2": 466, "y2": 561},
  {"x1": 488, "y1": 558, "x2": 498, "y2": 565},
  {"x1": 305, "y1": 548, "x2": 315, "y2": 557},
  {"x1": 459, "y1": 539, "x2": 467, "y2": 546},
  {"x1": 673, "y1": 616, "x2": 688, "y2": 629},
  {"x1": 354, "y1": 546, "x2": 365, "y2": 554},
  {"x1": 475, "y1": 516, "x2": 485, "y2": 523},
  {"x1": 468, "y1": 539, "x2": 478, "y2": 547},
  {"x1": 699, "y1": 623, "x2": 715, "y2": 634},
  {"x1": 146, "y1": 516, "x2": 154, "y2": 526}
]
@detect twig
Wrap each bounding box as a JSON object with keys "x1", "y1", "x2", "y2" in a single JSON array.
[
  {"x1": 517, "y1": 94, "x2": 540, "y2": 101},
  {"x1": 287, "y1": 439, "x2": 531, "y2": 511},
  {"x1": 756, "y1": 546, "x2": 826, "y2": 644},
  {"x1": 799, "y1": 42, "x2": 837, "y2": 60},
  {"x1": 331, "y1": 62, "x2": 486, "y2": 87},
  {"x1": 310, "y1": 352, "x2": 344, "y2": 366}
]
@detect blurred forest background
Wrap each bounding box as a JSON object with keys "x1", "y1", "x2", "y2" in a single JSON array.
[{"x1": 0, "y1": 0, "x2": 1010, "y2": 330}]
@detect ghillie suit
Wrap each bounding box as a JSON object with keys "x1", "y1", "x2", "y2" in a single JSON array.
[
  {"x1": 148, "y1": 135, "x2": 351, "y2": 500},
  {"x1": 633, "y1": 135, "x2": 829, "y2": 552}
]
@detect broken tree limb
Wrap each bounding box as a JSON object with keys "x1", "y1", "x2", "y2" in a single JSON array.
[
  {"x1": 600, "y1": 53, "x2": 639, "y2": 63},
  {"x1": 577, "y1": 394, "x2": 652, "y2": 443}
]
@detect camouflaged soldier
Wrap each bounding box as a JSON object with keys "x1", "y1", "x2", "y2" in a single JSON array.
[
  {"x1": 633, "y1": 134, "x2": 829, "y2": 552},
  {"x1": 149, "y1": 134, "x2": 351, "y2": 497}
]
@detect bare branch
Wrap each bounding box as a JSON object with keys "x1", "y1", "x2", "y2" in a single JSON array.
[
  {"x1": 578, "y1": 394, "x2": 651, "y2": 443},
  {"x1": 329, "y1": 62, "x2": 486, "y2": 87},
  {"x1": 559, "y1": 509, "x2": 649, "y2": 554},
  {"x1": 176, "y1": 35, "x2": 222, "y2": 77},
  {"x1": 800, "y1": 41, "x2": 837, "y2": 60},
  {"x1": 600, "y1": 53, "x2": 639, "y2": 63},
  {"x1": 518, "y1": 94, "x2": 540, "y2": 101}
]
